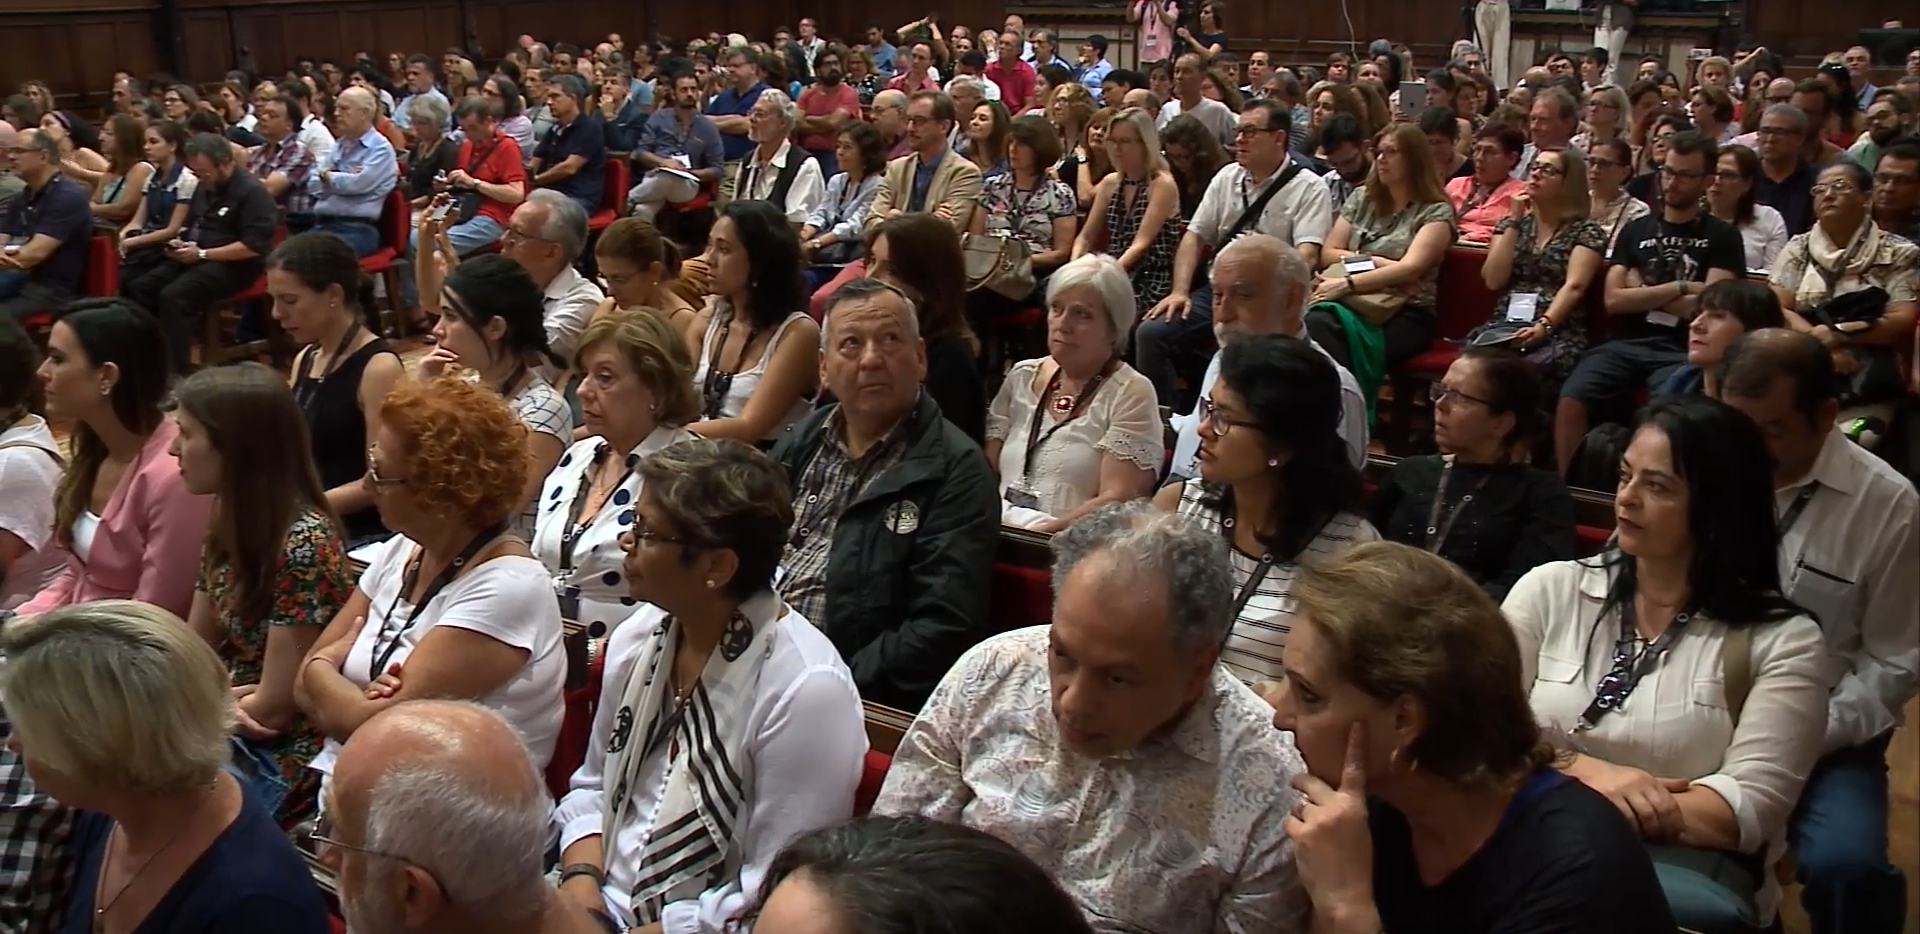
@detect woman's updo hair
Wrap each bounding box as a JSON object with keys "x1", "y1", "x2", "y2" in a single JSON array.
[
  {"x1": 636, "y1": 438, "x2": 795, "y2": 601},
  {"x1": 1458, "y1": 345, "x2": 1545, "y2": 449},
  {"x1": 595, "y1": 216, "x2": 681, "y2": 279},
  {"x1": 574, "y1": 309, "x2": 701, "y2": 427},
  {"x1": 442, "y1": 254, "x2": 564, "y2": 370},
  {"x1": 266, "y1": 231, "x2": 380, "y2": 319},
  {"x1": 378, "y1": 375, "x2": 531, "y2": 528}
]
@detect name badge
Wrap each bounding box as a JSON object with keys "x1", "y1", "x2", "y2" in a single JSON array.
[
  {"x1": 215, "y1": 206, "x2": 230, "y2": 218},
  {"x1": 1004, "y1": 487, "x2": 1041, "y2": 511},
  {"x1": 1342, "y1": 254, "x2": 1376, "y2": 273},
  {"x1": 1505, "y1": 292, "x2": 1541, "y2": 323},
  {"x1": 1647, "y1": 311, "x2": 1681, "y2": 328}
]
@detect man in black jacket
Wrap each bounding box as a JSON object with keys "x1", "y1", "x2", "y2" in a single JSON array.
[{"x1": 772, "y1": 277, "x2": 999, "y2": 711}]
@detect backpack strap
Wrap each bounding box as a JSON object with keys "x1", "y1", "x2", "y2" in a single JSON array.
[
  {"x1": 1721, "y1": 623, "x2": 1753, "y2": 724},
  {"x1": 0, "y1": 436, "x2": 64, "y2": 468}
]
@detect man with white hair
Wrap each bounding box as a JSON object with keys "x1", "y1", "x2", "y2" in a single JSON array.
[
  {"x1": 732, "y1": 88, "x2": 825, "y2": 225},
  {"x1": 499, "y1": 189, "x2": 603, "y2": 372},
  {"x1": 1169, "y1": 234, "x2": 1368, "y2": 478},
  {"x1": 302, "y1": 86, "x2": 397, "y2": 257},
  {"x1": 322, "y1": 700, "x2": 602, "y2": 934}
]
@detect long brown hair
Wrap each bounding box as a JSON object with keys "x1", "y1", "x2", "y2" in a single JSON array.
[
  {"x1": 868, "y1": 213, "x2": 979, "y2": 356},
  {"x1": 170, "y1": 363, "x2": 337, "y2": 625},
  {"x1": 1364, "y1": 123, "x2": 1451, "y2": 215},
  {"x1": 51, "y1": 300, "x2": 171, "y2": 548},
  {"x1": 103, "y1": 113, "x2": 147, "y2": 175}
]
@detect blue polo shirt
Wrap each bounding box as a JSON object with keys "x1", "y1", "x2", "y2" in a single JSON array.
[
  {"x1": 2, "y1": 174, "x2": 92, "y2": 294},
  {"x1": 704, "y1": 82, "x2": 767, "y2": 163},
  {"x1": 533, "y1": 112, "x2": 608, "y2": 211}
]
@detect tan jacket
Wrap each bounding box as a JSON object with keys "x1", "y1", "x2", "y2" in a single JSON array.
[{"x1": 862, "y1": 147, "x2": 981, "y2": 236}]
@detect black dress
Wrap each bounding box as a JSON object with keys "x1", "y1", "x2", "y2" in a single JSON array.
[
  {"x1": 293, "y1": 338, "x2": 397, "y2": 544},
  {"x1": 924, "y1": 333, "x2": 987, "y2": 446},
  {"x1": 1369, "y1": 455, "x2": 1576, "y2": 602}
]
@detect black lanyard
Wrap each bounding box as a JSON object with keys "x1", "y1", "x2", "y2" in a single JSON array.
[
  {"x1": 498, "y1": 364, "x2": 528, "y2": 399},
  {"x1": 1422, "y1": 457, "x2": 1493, "y2": 554},
  {"x1": 1021, "y1": 361, "x2": 1116, "y2": 482},
  {"x1": 1779, "y1": 482, "x2": 1820, "y2": 536},
  {"x1": 291, "y1": 323, "x2": 362, "y2": 415},
  {"x1": 556, "y1": 447, "x2": 637, "y2": 618},
  {"x1": 702, "y1": 315, "x2": 763, "y2": 420},
  {"x1": 367, "y1": 522, "x2": 509, "y2": 681},
  {"x1": 1574, "y1": 590, "x2": 1694, "y2": 732},
  {"x1": 1223, "y1": 510, "x2": 1334, "y2": 622}
]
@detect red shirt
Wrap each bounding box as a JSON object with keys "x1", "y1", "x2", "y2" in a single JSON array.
[
  {"x1": 456, "y1": 130, "x2": 527, "y2": 225},
  {"x1": 797, "y1": 82, "x2": 862, "y2": 152},
  {"x1": 983, "y1": 58, "x2": 1036, "y2": 109},
  {"x1": 886, "y1": 72, "x2": 942, "y2": 94}
]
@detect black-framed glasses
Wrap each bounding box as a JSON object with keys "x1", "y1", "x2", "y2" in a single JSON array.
[
  {"x1": 1527, "y1": 161, "x2": 1564, "y2": 178},
  {"x1": 1198, "y1": 396, "x2": 1259, "y2": 436},
  {"x1": 1429, "y1": 383, "x2": 1495, "y2": 408}
]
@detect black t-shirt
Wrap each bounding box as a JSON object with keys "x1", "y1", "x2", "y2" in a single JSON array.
[
  {"x1": 1605, "y1": 211, "x2": 1746, "y2": 344},
  {"x1": 3, "y1": 174, "x2": 93, "y2": 293},
  {"x1": 532, "y1": 113, "x2": 607, "y2": 209},
  {"x1": 1372, "y1": 770, "x2": 1677, "y2": 934},
  {"x1": 188, "y1": 169, "x2": 279, "y2": 259}
]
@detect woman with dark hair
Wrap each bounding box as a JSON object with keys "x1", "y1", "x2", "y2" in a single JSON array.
[
  {"x1": 161, "y1": 83, "x2": 200, "y2": 121},
  {"x1": 1031, "y1": 64, "x2": 1075, "y2": 117},
  {"x1": 16, "y1": 299, "x2": 212, "y2": 617},
  {"x1": 593, "y1": 217, "x2": 700, "y2": 334},
  {"x1": 1152, "y1": 333, "x2": 1376, "y2": 683},
  {"x1": 37, "y1": 111, "x2": 107, "y2": 182},
  {"x1": 1586, "y1": 134, "x2": 1650, "y2": 251},
  {"x1": 1706, "y1": 143, "x2": 1789, "y2": 271},
  {"x1": 967, "y1": 114, "x2": 1078, "y2": 324},
  {"x1": 1812, "y1": 63, "x2": 1865, "y2": 148},
  {"x1": 868, "y1": 212, "x2": 988, "y2": 443},
  {"x1": 1448, "y1": 122, "x2": 1526, "y2": 242},
  {"x1": 1270, "y1": 542, "x2": 1674, "y2": 934},
  {"x1": 1504, "y1": 395, "x2": 1826, "y2": 932},
  {"x1": 1177, "y1": 0, "x2": 1227, "y2": 57},
  {"x1": 115, "y1": 119, "x2": 194, "y2": 281},
  {"x1": 0, "y1": 318, "x2": 62, "y2": 609},
  {"x1": 266, "y1": 232, "x2": 404, "y2": 546},
  {"x1": 801, "y1": 121, "x2": 887, "y2": 291},
  {"x1": 1628, "y1": 112, "x2": 1688, "y2": 204},
  {"x1": 688, "y1": 201, "x2": 819, "y2": 445},
  {"x1": 419, "y1": 254, "x2": 573, "y2": 536},
  {"x1": 1656, "y1": 279, "x2": 1787, "y2": 396},
  {"x1": 961, "y1": 100, "x2": 1011, "y2": 178},
  {"x1": 749, "y1": 815, "x2": 1098, "y2": 934},
  {"x1": 172, "y1": 363, "x2": 350, "y2": 828},
  {"x1": 87, "y1": 112, "x2": 152, "y2": 228},
  {"x1": 1159, "y1": 112, "x2": 1227, "y2": 218},
  {"x1": 555, "y1": 438, "x2": 864, "y2": 933},
  {"x1": 1201, "y1": 68, "x2": 1245, "y2": 113},
  {"x1": 1688, "y1": 85, "x2": 1738, "y2": 146},
  {"x1": 1371, "y1": 346, "x2": 1576, "y2": 600}
]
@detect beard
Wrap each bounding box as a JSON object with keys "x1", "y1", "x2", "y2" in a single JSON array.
[
  {"x1": 819, "y1": 70, "x2": 843, "y2": 85},
  {"x1": 1872, "y1": 125, "x2": 1902, "y2": 145}
]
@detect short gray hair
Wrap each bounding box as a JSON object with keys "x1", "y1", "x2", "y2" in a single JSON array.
[
  {"x1": 821, "y1": 277, "x2": 921, "y2": 347},
  {"x1": 404, "y1": 91, "x2": 450, "y2": 131},
  {"x1": 754, "y1": 88, "x2": 798, "y2": 131},
  {"x1": 1214, "y1": 233, "x2": 1309, "y2": 294},
  {"x1": 946, "y1": 75, "x2": 983, "y2": 98},
  {"x1": 636, "y1": 437, "x2": 795, "y2": 600},
  {"x1": 22, "y1": 127, "x2": 61, "y2": 162},
  {"x1": 525, "y1": 189, "x2": 588, "y2": 261},
  {"x1": 1763, "y1": 102, "x2": 1809, "y2": 134},
  {"x1": 1044, "y1": 254, "x2": 1137, "y2": 353},
  {"x1": 337, "y1": 86, "x2": 378, "y2": 116},
  {"x1": 1051, "y1": 502, "x2": 1234, "y2": 654}
]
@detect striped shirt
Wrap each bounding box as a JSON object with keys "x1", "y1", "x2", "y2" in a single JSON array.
[
  {"x1": 507, "y1": 374, "x2": 573, "y2": 541},
  {"x1": 1174, "y1": 481, "x2": 1377, "y2": 683}
]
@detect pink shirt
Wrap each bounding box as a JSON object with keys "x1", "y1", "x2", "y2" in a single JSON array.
[
  {"x1": 983, "y1": 58, "x2": 1037, "y2": 110},
  {"x1": 1447, "y1": 174, "x2": 1527, "y2": 242},
  {"x1": 886, "y1": 72, "x2": 941, "y2": 94},
  {"x1": 798, "y1": 82, "x2": 862, "y2": 152},
  {"x1": 1135, "y1": 0, "x2": 1180, "y2": 63}
]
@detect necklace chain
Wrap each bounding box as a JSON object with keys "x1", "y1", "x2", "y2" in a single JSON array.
[{"x1": 94, "y1": 784, "x2": 219, "y2": 931}]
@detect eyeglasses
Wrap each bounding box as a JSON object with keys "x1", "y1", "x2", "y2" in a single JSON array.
[
  {"x1": 1233, "y1": 124, "x2": 1280, "y2": 137},
  {"x1": 1588, "y1": 157, "x2": 1623, "y2": 169},
  {"x1": 365, "y1": 447, "x2": 405, "y2": 487},
  {"x1": 1810, "y1": 181, "x2": 1860, "y2": 196},
  {"x1": 1527, "y1": 161, "x2": 1564, "y2": 178},
  {"x1": 1658, "y1": 165, "x2": 1706, "y2": 179},
  {"x1": 1755, "y1": 126, "x2": 1802, "y2": 138},
  {"x1": 1873, "y1": 171, "x2": 1919, "y2": 186},
  {"x1": 1712, "y1": 170, "x2": 1746, "y2": 183},
  {"x1": 1429, "y1": 383, "x2": 1496, "y2": 408},
  {"x1": 500, "y1": 227, "x2": 552, "y2": 246},
  {"x1": 1197, "y1": 396, "x2": 1259, "y2": 437},
  {"x1": 310, "y1": 812, "x2": 457, "y2": 903}
]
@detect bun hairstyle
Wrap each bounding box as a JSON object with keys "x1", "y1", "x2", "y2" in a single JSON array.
[
  {"x1": 442, "y1": 254, "x2": 566, "y2": 371},
  {"x1": 266, "y1": 231, "x2": 381, "y2": 321},
  {"x1": 595, "y1": 217, "x2": 682, "y2": 280}
]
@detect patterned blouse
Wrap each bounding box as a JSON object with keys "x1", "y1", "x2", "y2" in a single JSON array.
[
  {"x1": 1469, "y1": 215, "x2": 1608, "y2": 383},
  {"x1": 200, "y1": 507, "x2": 350, "y2": 828},
  {"x1": 1102, "y1": 175, "x2": 1184, "y2": 315},
  {"x1": 978, "y1": 173, "x2": 1078, "y2": 257},
  {"x1": 1338, "y1": 188, "x2": 1456, "y2": 307}
]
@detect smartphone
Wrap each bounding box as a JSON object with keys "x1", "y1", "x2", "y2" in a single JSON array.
[
  {"x1": 1687, "y1": 47, "x2": 1712, "y2": 62},
  {"x1": 428, "y1": 201, "x2": 455, "y2": 223}
]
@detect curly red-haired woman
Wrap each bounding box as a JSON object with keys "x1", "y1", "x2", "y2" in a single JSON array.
[{"x1": 295, "y1": 374, "x2": 566, "y2": 801}]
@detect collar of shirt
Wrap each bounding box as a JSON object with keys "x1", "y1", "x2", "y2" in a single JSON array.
[
  {"x1": 544, "y1": 264, "x2": 603, "y2": 305},
  {"x1": 1791, "y1": 426, "x2": 1865, "y2": 499},
  {"x1": 917, "y1": 146, "x2": 949, "y2": 171},
  {"x1": 825, "y1": 389, "x2": 923, "y2": 460},
  {"x1": 754, "y1": 139, "x2": 797, "y2": 170}
]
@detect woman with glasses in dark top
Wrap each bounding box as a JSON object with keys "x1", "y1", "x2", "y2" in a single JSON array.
[
  {"x1": 1503, "y1": 396, "x2": 1825, "y2": 934},
  {"x1": 1371, "y1": 346, "x2": 1575, "y2": 601}
]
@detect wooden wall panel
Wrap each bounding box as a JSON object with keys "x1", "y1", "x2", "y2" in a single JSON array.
[
  {"x1": 1744, "y1": 0, "x2": 1893, "y2": 61},
  {"x1": 0, "y1": 11, "x2": 162, "y2": 106}
]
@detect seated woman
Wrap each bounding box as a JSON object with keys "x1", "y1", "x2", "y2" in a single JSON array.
[
  {"x1": 1445, "y1": 122, "x2": 1525, "y2": 242},
  {"x1": 554, "y1": 438, "x2": 865, "y2": 934},
  {"x1": 1072, "y1": 107, "x2": 1183, "y2": 324},
  {"x1": 962, "y1": 100, "x2": 1011, "y2": 179},
  {"x1": 1586, "y1": 135, "x2": 1650, "y2": 252},
  {"x1": 686, "y1": 201, "x2": 820, "y2": 447},
  {"x1": 114, "y1": 120, "x2": 194, "y2": 283},
  {"x1": 419, "y1": 254, "x2": 573, "y2": 538},
  {"x1": 1159, "y1": 113, "x2": 1228, "y2": 220},
  {"x1": 1269, "y1": 542, "x2": 1676, "y2": 934},
  {"x1": 1307, "y1": 123, "x2": 1457, "y2": 375},
  {"x1": 799, "y1": 121, "x2": 887, "y2": 293},
  {"x1": 1767, "y1": 158, "x2": 1919, "y2": 422},
  {"x1": 966, "y1": 114, "x2": 1079, "y2": 325},
  {"x1": 752, "y1": 816, "x2": 1097, "y2": 934},
  {"x1": 592, "y1": 217, "x2": 700, "y2": 337},
  {"x1": 296, "y1": 376, "x2": 566, "y2": 789},
  {"x1": 39, "y1": 111, "x2": 109, "y2": 188},
  {"x1": 866, "y1": 213, "x2": 988, "y2": 444},
  {"x1": 1475, "y1": 147, "x2": 1606, "y2": 386},
  {"x1": 1371, "y1": 346, "x2": 1575, "y2": 600},
  {"x1": 1705, "y1": 144, "x2": 1789, "y2": 273},
  {"x1": 267, "y1": 232, "x2": 405, "y2": 547},
  {"x1": 0, "y1": 320, "x2": 63, "y2": 611},
  {"x1": 1656, "y1": 279, "x2": 1787, "y2": 396},
  {"x1": 986, "y1": 254, "x2": 1160, "y2": 532},
  {"x1": 18, "y1": 300, "x2": 210, "y2": 618},
  {"x1": 2, "y1": 601, "x2": 329, "y2": 933},
  {"x1": 534, "y1": 310, "x2": 700, "y2": 632},
  {"x1": 1151, "y1": 334, "x2": 1376, "y2": 684},
  {"x1": 87, "y1": 113, "x2": 152, "y2": 229},
  {"x1": 1503, "y1": 396, "x2": 1826, "y2": 932},
  {"x1": 173, "y1": 363, "x2": 350, "y2": 829}
]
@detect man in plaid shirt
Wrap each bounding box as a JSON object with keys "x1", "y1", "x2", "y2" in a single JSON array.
[
  {"x1": 0, "y1": 711, "x2": 74, "y2": 932},
  {"x1": 246, "y1": 93, "x2": 318, "y2": 218}
]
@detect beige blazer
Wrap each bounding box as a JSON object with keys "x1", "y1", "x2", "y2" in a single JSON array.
[{"x1": 861, "y1": 148, "x2": 981, "y2": 236}]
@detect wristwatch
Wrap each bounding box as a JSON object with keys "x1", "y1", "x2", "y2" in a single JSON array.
[{"x1": 196, "y1": 247, "x2": 208, "y2": 262}]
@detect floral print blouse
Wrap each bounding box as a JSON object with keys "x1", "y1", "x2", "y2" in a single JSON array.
[
  {"x1": 1470, "y1": 215, "x2": 1607, "y2": 381},
  {"x1": 978, "y1": 173, "x2": 1078, "y2": 258}
]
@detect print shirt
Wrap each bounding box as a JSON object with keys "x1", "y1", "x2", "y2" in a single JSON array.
[{"x1": 1605, "y1": 212, "x2": 1747, "y2": 343}]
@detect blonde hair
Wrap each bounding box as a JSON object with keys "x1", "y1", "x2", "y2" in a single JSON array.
[
  {"x1": 1542, "y1": 147, "x2": 1592, "y2": 223},
  {"x1": 0, "y1": 600, "x2": 235, "y2": 795},
  {"x1": 1103, "y1": 106, "x2": 1167, "y2": 177},
  {"x1": 574, "y1": 308, "x2": 702, "y2": 427}
]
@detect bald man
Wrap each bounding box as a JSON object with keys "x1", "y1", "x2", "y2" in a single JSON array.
[
  {"x1": 300, "y1": 85, "x2": 398, "y2": 257},
  {"x1": 0, "y1": 123, "x2": 25, "y2": 219},
  {"x1": 324, "y1": 701, "x2": 602, "y2": 934}
]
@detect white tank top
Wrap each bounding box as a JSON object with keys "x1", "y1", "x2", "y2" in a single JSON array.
[{"x1": 692, "y1": 306, "x2": 814, "y2": 442}]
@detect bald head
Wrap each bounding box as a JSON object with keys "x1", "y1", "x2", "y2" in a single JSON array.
[{"x1": 335, "y1": 700, "x2": 540, "y2": 806}]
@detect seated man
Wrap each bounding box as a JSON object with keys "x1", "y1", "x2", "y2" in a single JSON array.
[
  {"x1": 244, "y1": 93, "x2": 316, "y2": 217},
  {"x1": 419, "y1": 96, "x2": 527, "y2": 257},
  {"x1": 321, "y1": 700, "x2": 602, "y2": 934},
  {"x1": 298, "y1": 86, "x2": 397, "y2": 257},
  {"x1": 627, "y1": 69, "x2": 724, "y2": 222},
  {"x1": 874, "y1": 500, "x2": 1309, "y2": 933},
  {"x1": 530, "y1": 73, "x2": 607, "y2": 215},
  {"x1": 771, "y1": 278, "x2": 997, "y2": 711},
  {"x1": 0, "y1": 128, "x2": 92, "y2": 323},
  {"x1": 0, "y1": 124, "x2": 26, "y2": 220},
  {"x1": 730, "y1": 89, "x2": 826, "y2": 226},
  {"x1": 120, "y1": 132, "x2": 276, "y2": 372}
]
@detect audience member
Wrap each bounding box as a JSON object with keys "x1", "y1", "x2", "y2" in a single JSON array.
[
  {"x1": 771, "y1": 278, "x2": 997, "y2": 709},
  {"x1": 1849, "y1": 91, "x2": 1914, "y2": 178},
  {"x1": 1317, "y1": 112, "x2": 1372, "y2": 216},
  {"x1": 393, "y1": 53, "x2": 450, "y2": 134},
  {"x1": 430, "y1": 96, "x2": 529, "y2": 255},
  {"x1": 1073, "y1": 108, "x2": 1181, "y2": 326},
  {"x1": 1476, "y1": 146, "x2": 1606, "y2": 385},
  {"x1": 627, "y1": 70, "x2": 725, "y2": 222},
  {"x1": 401, "y1": 93, "x2": 459, "y2": 209},
  {"x1": 113, "y1": 120, "x2": 195, "y2": 286},
  {"x1": 1447, "y1": 122, "x2": 1526, "y2": 242},
  {"x1": 0, "y1": 318, "x2": 62, "y2": 609},
  {"x1": 554, "y1": 438, "x2": 865, "y2": 932},
  {"x1": 877, "y1": 501, "x2": 1310, "y2": 931},
  {"x1": 246, "y1": 94, "x2": 317, "y2": 215},
  {"x1": 1872, "y1": 142, "x2": 1920, "y2": 243},
  {"x1": 796, "y1": 47, "x2": 862, "y2": 169},
  {"x1": 528, "y1": 73, "x2": 607, "y2": 214},
  {"x1": 1710, "y1": 143, "x2": 1792, "y2": 270},
  {"x1": 706, "y1": 48, "x2": 771, "y2": 204},
  {"x1": 1586, "y1": 135, "x2": 1651, "y2": 251},
  {"x1": 0, "y1": 128, "x2": 92, "y2": 323},
  {"x1": 591, "y1": 216, "x2": 700, "y2": 332},
  {"x1": 863, "y1": 213, "x2": 986, "y2": 443},
  {"x1": 799, "y1": 121, "x2": 886, "y2": 289},
  {"x1": 1157, "y1": 53, "x2": 1235, "y2": 146},
  {"x1": 687, "y1": 200, "x2": 819, "y2": 443},
  {"x1": 731, "y1": 89, "x2": 826, "y2": 223},
  {"x1": 1656, "y1": 278, "x2": 1787, "y2": 396}
]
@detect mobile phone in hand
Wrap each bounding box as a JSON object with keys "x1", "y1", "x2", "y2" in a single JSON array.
[{"x1": 428, "y1": 200, "x2": 455, "y2": 223}]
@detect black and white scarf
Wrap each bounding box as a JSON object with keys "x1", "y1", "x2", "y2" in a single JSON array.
[{"x1": 598, "y1": 591, "x2": 779, "y2": 923}]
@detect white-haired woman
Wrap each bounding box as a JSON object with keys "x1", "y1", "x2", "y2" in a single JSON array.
[
  {"x1": 986, "y1": 254, "x2": 1163, "y2": 532},
  {"x1": 2, "y1": 600, "x2": 329, "y2": 933},
  {"x1": 734, "y1": 88, "x2": 826, "y2": 225}
]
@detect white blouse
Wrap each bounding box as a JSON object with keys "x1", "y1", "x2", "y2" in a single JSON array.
[
  {"x1": 552, "y1": 596, "x2": 866, "y2": 931},
  {"x1": 308, "y1": 535, "x2": 567, "y2": 781},
  {"x1": 692, "y1": 305, "x2": 814, "y2": 443},
  {"x1": 1736, "y1": 204, "x2": 1790, "y2": 273},
  {"x1": 1502, "y1": 559, "x2": 1827, "y2": 918},
  {"x1": 985, "y1": 359, "x2": 1163, "y2": 528},
  {"x1": 531, "y1": 427, "x2": 696, "y2": 633}
]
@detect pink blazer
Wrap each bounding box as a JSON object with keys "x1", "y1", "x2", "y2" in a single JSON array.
[{"x1": 19, "y1": 419, "x2": 212, "y2": 619}]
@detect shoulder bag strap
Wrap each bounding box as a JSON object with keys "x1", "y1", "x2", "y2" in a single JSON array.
[
  {"x1": 0, "y1": 437, "x2": 64, "y2": 467},
  {"x1": 1721, "y1": 623, "x2": 1753, "y2": 724},
  {"x1": 1219, "y1": 162, "x2": 1303, "y2": 246}
]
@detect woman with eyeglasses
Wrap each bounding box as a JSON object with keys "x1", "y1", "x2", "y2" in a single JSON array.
[
  {"x1": 593, "y1": 217, "x2": 701, "y2": 336},
  {"x1": 296, "y1": 375, "x2": 566, "y2": 799},
  {"x1": 845, "y1": 47, "x2": 882, "y2": 106},
  {"x1": 1575, "y1": 85, "x2": 1630, "y2": 151},
  {"x1": 687, "y1": 200, "x2": 819, "y2": 446},
  {"x1": 1706, "y1": 144, "x2": 1789, "y2": 272},
  {"x1": 1475, "y1": 148, "x2": 1606, "y2": 384},
  {"x1": 1446, "y1": 122, "x2": 1526, "y2": 242},
  {"x1": 1372, "y1": 346, "x2": 1574, "y2": 600},
  {"x1": 1072, "y1": 107, "x2": 1182, "y2": 324},
  {"x1": 1587, "y1": 136, "x2": 1651, "y2": 252},
  {"x1": 1151, "y1": 334, "x2": 1375, "y2": 684},
  {"x1": 1503, "y1": 395, "x2": 1825, "y2": 933},
  {"x1": 554, "y1": 438, "x2": 864, "y2": 934}
]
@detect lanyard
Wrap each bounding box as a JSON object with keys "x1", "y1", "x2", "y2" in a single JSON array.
[
  {"x1": 367, "y1": 522, "x2": 509, "y2": 681},
  {"x1": 1779, "y1": 482, "x2": 1820, "y2": 536},
  {"x1": 556, "y1": 447, "x2": 637, "y2": 617},
  {"x1": 1422, "y1": 457, "x2": 1493, "y2": 554},
  {"x1": 498, "y1": 364, "x2": 528, "y2": 399},
  {"x1": 291, "y1": 323, "x2": 362, "y2": 414},
  {"x1": 1020, "y1": 361, "x2": 1116, "y2": 483},
  {"x1": 1231, "y1": 554, "x2": 1275, "y2": 621},
  {"x1": 1574, "y1": 590, "x2": 1694, "y2": 732},
  {"x1": 701, "y1": 314, "x2": 764, "y2": 420}
]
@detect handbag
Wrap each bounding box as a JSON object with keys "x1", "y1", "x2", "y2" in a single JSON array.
[
  {"x1": 451, "y1": 135, "x2": 504, "y2": 225},
  {"x1": 1806, "y1": 283, "x2": 1904, "y2": 407},
  {"x1": 1315, "y1": 268, "x2": 1408, "y2": 324},
  {"x1": 962, "y1": 232, "x2": 1036, "y2": 300}
]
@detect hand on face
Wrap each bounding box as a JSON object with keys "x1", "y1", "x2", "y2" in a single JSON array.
[{"x1": 1283, "y1": 722, "x2": 1376, "y2": 911}]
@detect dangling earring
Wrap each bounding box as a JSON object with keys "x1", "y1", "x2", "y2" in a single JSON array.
[
  {"x1": 1387, "y1": 746, "x2": 1402, "y2": 773},
  {"x1": 99, "y1": 383, "x2": 113, "y2": 397}
]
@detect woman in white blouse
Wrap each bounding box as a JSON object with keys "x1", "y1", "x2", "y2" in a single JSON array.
[
  {"x1": 1706, "y1": 144, "x2": 1790, "y2": 272},
  {"x1": 686, "y1": 201, "x2": 820, "y2": 447},
  {"x1": 555, "y1": 438, "x2": 865, "y2": 934},
  {"x1": 533, "y1": 310, "x2": 699, "y2": 633},
  {"x1": 987, "y1": 254, "x2": 1160, "y2": 532},
  {"x1": 297, "y1": 376, "x2": 566, "y2": 794},
  {"x1": 1502, "y1": 395, "x2": 1826, "y2": 932},
  {"x1": 799, "y1": 122, "x2": 886, "y2": 293}
]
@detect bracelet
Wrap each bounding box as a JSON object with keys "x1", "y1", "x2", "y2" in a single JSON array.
[{"x1": 560, "y1": 862, "x2": 606, "y2": 887}]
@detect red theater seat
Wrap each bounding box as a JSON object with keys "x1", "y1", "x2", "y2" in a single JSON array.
[
  {"x1": 1575, "y1": 524, "x2": 1612, "y2": 557},
  {"x1": 545, "y1": 648, "x2": 606, "y2": 800},
  {"x1": 854, "y1": 749, "x2": 892, "y2": 815},
  {"x1": 357, "y1": 191, "x2": 409, "y2": 335},
  {"x1": 990, "y1": 561, "x2": 1052, "y2": 632},
  {"x1": 589, "y1": 160, "x2": 629, "y2": 231},
  {"x1": 84, "y1": 235, "x2": 119, "y2": 297}
]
